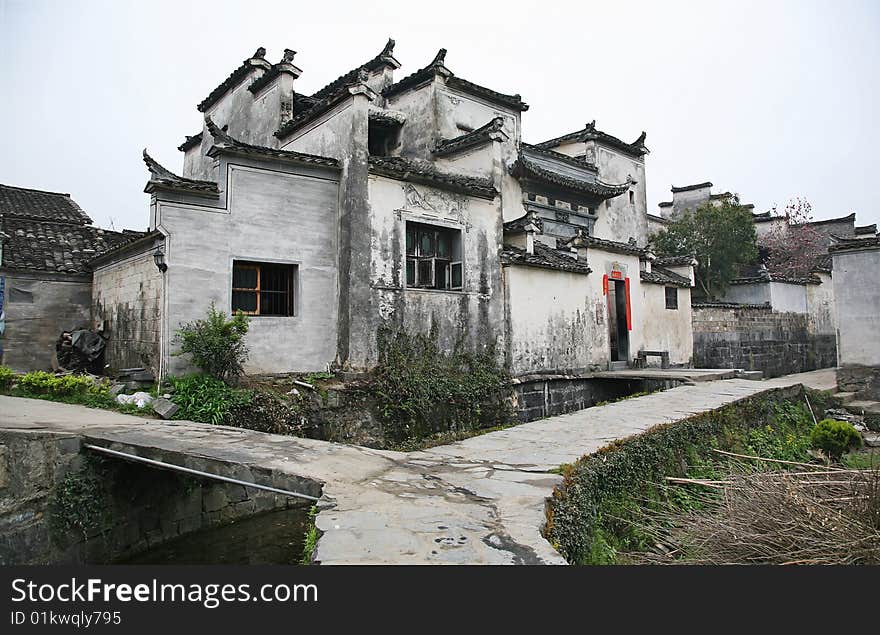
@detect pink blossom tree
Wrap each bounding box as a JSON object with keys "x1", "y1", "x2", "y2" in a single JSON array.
[{"x1": 762, "y1": 198, "x2": 827, "y2": 278}]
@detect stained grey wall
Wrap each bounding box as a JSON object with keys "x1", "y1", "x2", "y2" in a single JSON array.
[
  {"x1": 832, "y1": 246, "x2": 880, "y2": 368},
  {"x1": 92, "y1": 240, "x2": 164, "y2": 376},
  {"x1": 0, "y1": 271, "x2": 91, "y2": 372},
  {"x1": 154, "y1": 156, "x2": 340, "y2": 375}
]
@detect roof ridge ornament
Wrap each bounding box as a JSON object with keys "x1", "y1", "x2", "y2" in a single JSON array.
[
  {"x1": 380, "y1": 38, "x2": 395, "y2": 57},
  {"x1": 431, "y1": 48, "x2": 448, "y2": 66},
  {"x1": 282, "y1": 49, "x2": 296, "y2": 63},
  {"x1": 252, "y1": 47, "x2": 267, "y2": 59}
]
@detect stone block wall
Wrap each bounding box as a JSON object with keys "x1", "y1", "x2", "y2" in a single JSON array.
[
  {"x1": 692, "y1": 305, "x2": 836, "y2": 377},
  {"x1": 0, "y1": 272, "x2": 92, "y2": 371},
  {"x1": 0, "y1": 429, "x2": 313, "y2": 565},
  {"x1": 511, "y1": 377, "x2": 677, "y2": 422}
]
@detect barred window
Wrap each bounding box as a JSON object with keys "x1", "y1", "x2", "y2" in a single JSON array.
[
  {"x1": 232, "y1": 261, "x2": 295, "y2": 316},
  {"x1": 405, "y1": 222, "x2": 462, "y2": 291}
]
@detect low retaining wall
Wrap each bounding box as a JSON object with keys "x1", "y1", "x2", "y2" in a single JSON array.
[
  {"x1": 512, "y1": 377, "x2": 678, "y2": 422},
  {"x1": 692, "y1": 305, "x2": 836, "y2": 378},
  {"x1": 0, "y1": 429, "x2": 311, "y2": 565}
]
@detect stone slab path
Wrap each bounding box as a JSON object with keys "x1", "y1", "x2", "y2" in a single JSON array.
[{"x1": 0, "y1": 369, "x2": 835, "y2": 565}]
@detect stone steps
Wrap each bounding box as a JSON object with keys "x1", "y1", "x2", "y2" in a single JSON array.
[
  {"x1": 833, "y1": 391, "x2": 857, "y2": 404},
  {"x1": 844, "y1": 400, "x2": 880, "y2": 415}
]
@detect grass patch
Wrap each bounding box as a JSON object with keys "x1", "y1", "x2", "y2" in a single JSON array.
[
  {"x1": 300, "y1": 505, "x2": 320, "y2": 565},
  {"x1": 544, "y1": 387, "x2": 839, "y2": 564}
]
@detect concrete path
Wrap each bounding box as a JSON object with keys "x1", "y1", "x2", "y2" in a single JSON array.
[{"x1": 0, "y1": 369, "x2": 835, "y2": 565}]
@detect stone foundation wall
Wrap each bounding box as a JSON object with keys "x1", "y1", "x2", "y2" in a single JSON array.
[
  {"x1": 692, "y1": 305, "x2": 836, "y2": 378},
  {"x1": 0, "y1": 429, "x2": 311, "y2": 565},
  {"x1": 837, "y1": 366, "x2": 880, "y2": 400},
  {"x1": 511, "y1": 377, "x2": 677, "y2": 422}
]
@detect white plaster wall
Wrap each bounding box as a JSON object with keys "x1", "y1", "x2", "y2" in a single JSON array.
[
  {"x1": 435, "y1": 146, "x2": 494, "y2": 179},
  {"x1": 832, "y1": 247, "x2": 880, "y2": 367},
  {"x1": 721, "y1": 283, "x2": 771, "y2": 305},
  {"x1": 504, "y1": 265, "x2": 600, "y2": 375},
  {"x1": 590, "y1": 144, "x2": 649, "y2": 246},
  {"x1": 585, "y1": 249, "x2": 645, "y2": 366},
  {"x1": 366, "y1": 174, "x2": 505, "y2": 362},
  {"x1": 805, "y1": 273, "x2": 836, "y2": 335},
  {"x1": 280, "y1": 99, "x2": 356, "y2": 160},
  {"x1": 769, "y1": 282, "x2": 808, "y2": 314},
  {"x1": 641, "y1": 283, "x2": 693, "y2": 366},
  {"x1": 155, "y1": 161, "x2": 340, "y2": 375}
]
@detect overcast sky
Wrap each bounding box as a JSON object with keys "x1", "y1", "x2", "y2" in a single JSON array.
[{"x1": 1, "y1": 0, "x2": 878, "y2": 231}]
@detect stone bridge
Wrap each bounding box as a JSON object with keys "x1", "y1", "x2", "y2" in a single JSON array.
[{"x1": 0, "y1": 369, "x2": 835, "y2": 564}]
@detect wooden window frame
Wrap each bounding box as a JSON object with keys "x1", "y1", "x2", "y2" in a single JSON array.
[
  {"x1": 404, "y1": 222, "x2": 463, "y2": 291},
  {"x1": 232, "y1": 261, "x2": 295, "y2": 317}
]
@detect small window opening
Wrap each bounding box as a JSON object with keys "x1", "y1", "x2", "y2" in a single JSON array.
[
  {"x1": 527, "y1": 192, "x2": 536, "y2": 202},
  {"x1": 232, "y1": 260, "x2": 296, "y2": 316},
  {"x1": 665, "y1": 286, "x2": 678, "y2": 310},
  {"x1": 405, "y1": 222, "x2": 462, "y2": 291},
  {"x1": 571, "y1": 203, "x2": 579, "y2": 212},
  {"x1": 547, "y1": 197, "x2": 556, "y2": 206},
  {"x1": 368, "y1": 121, "x2": 402, "y2": 156},
  {"x1": 629, "y1": 190, "x2": 635, "y2": 205}
]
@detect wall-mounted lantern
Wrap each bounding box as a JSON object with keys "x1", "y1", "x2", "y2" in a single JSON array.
[{"x1": 153, "y1": 247, "x2": 167, "y2": 273}]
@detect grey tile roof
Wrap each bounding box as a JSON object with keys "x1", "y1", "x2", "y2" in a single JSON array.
[
  {"x1": 177, "y1": 131, "x2": 203, "y2": 152},
  {"x1": 640, "y1": 266, "x2": 691, "y2": 287},
  {"x1": 510, "y1": 155, "x2": 630, "y2": 199},
  {"x1": 197, "y1": 47, "x2": 271, "y2": 112},
  {"x1": 435, "y1": 117, "x2": 506, "y2": 157},
  {"x1": 275, "y1": 71, "x2": 369, "y2": 140},
  {"x1": 501, "y1": 242, "x2": 591, "y2": 275},
  {"x1": 670, "y1": 181, "x2": 712, "y2": 193},
  {"x1": 521, "y1": 143, "x2": 599, "y2": 172},
  {"x1": 534, "y1": 120, "x2": 647, "y2": 157},
  {"x1": 368, "y1": 156, "x2": 497, "y2": 199},
  {"x1": 654, "y1": 255, "x2": 695, "y2": 267},
  {"x1": 142, "y1": 150, "x2": 220, "y2": 197},
  {"x1": 829, "y1": 235, "x2": 880, "y2": 253},
  {"x1": 310, "y1": 39, "x2": 399, "y2": 101},
  {"x1": 0, "y1": 216, "x2": 137, "y2": 274},
  {"x1": 205, "y1": 117, "x2": 339, "y2": 169},
  {"x1": 383, "y1": 49, "x2": 528, "y2": 111},
  {"x1": 0, "y1": 183, "x2": 92, "y2": 225}
]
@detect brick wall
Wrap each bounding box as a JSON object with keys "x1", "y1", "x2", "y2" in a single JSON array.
[
  {"x1": 692, "y1": 305, "x2": 836, "y2": 377},
  {"x1": 92, "y1": 244, "x2": 163, "y2": 376}
]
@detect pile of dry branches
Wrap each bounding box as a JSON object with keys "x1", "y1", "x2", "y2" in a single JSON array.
[{"x1": 630, "y1": 453, "x2": 880, "y2": 565}]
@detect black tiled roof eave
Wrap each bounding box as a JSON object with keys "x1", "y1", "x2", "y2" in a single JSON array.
[
  {"x1": 670, "y1": 181, "x2": 713, "y2": 194},
  {"x1": 275, "y1": 83, "x2": 364, "y2": 141},
  {"x1": 88, "y1": 229, "x2": 164, "y2": 268},
  {"x1": 142, "y1": 150, "x2": 219, "y2": 198},
  {"x1": 581, "y1": 234, "x2": 646, "y2": 257},
  {"x1": 205, "y1": 116, "x2": 339, "y2": 170},
  {"x1": 654, "y1": 255, "x2": 695, "y2": 267},
  {"x1": 434, "y1": 117, "x2": 506, "y2": 158},
  {"x1": 521, "y1": 143, "x2": 599, "y2": 172},
  {"x1": 444, "y1": 76, "x2": 528, "y2": 112},
  {"x1": 368, "y1": 156, "x2": 497, "y2": 199},
  {"x1": 177, "y1": 132, "x2": 203, "y2": 152},
  {"x1": 640, "y1": 267, "x2": 691, "y2": 287},
  {"x1": 310, "y1": 39, "x2": 399, "y2": 102},
  {"x1": 197, "y1": 52, "x2": 271, "y2": 113},
  {"x1": 829, "y1": 236, "x2": 880, "y2": 253},
  {"x1": 511, "y1": 157, "x2": 629, "y2": 200},
  {"x1": 535, "y1": 125, "x2": 647, "y2": 158},
  {"x1": 501, "y1": 244, "x2": 591, "y2": 275}
]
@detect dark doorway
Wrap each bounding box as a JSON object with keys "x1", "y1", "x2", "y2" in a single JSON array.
[{"x1": 608, "y1": 279, "x2": 629, "y2": 363}]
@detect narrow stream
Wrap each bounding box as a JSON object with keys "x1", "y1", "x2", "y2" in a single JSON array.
[{"x1": 118, "y1": 508, "x2": 310, "y2": 565}]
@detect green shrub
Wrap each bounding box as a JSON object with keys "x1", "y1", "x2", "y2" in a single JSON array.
[
  {"x1": 372, "y1": 326, "x2": 511, "y2": 443},
  {"x1": 810, "y1": 419, "x2": 863, "y2": 460},
  {"x1": 16, "y1": 371, "x2": 109, "y2": 398},
  {"x1": 0, "y1": 366, "x2": 14, "y2": 390},
  {"x1": 175, "y1": 304, "x2": 250, "y2": 381},
  {"x1": 168, "y1": 374, "x2": 253, "y2": 425}
]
